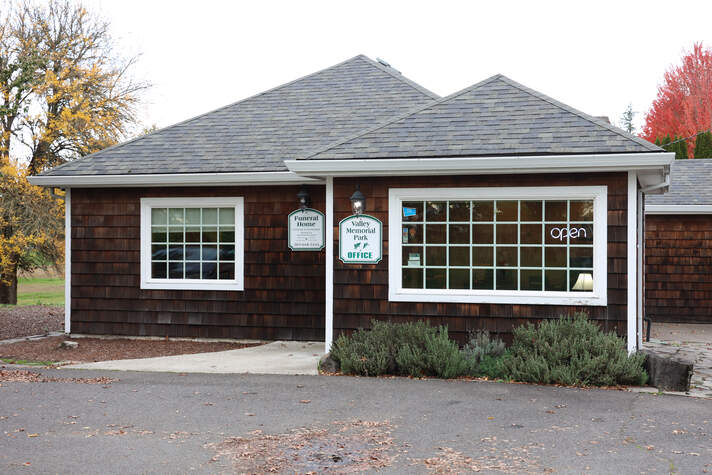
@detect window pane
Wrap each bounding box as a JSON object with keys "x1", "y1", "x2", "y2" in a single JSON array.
[
  {"x1": 168, "y1": 245, "x2": 183, "y2": 260},
  {"x1": 426, "y1": 246, "x2": 446, "y2": 266},
  {"x1": 473, "y1": 269, "x2": 494, "y2": 289},
  {"x1": 425, "y1": 224, "x2": 446, "y2": 244},
  {"x1": 151, "y1": 227, "x2": 167, "y2": 243},
  {"x1": 473, "y1": 201, "x2": 494, "y2": 221},
  {"x1": 185, "y1": 227, "x2": 201, "y2": 243},
  {"x1": 472, "y1": 224, "x2": 494, "y2": 244},
  {"x1": 403, "y1": 268, "x2": 423, "y2": 288},
  {"x1": 151, "y1": 244, "x2": 167, "y2": 261},
  {"x1": 521, "y1": 201, "x2": 542, "y2": 221},
  {"x1": 545, "y1": 201, "x2": 567, "y2": 221},
  {"x1": 449, "y1": 247, "x2": 469, "y2": 266},
  {"x1": 570, "y1": 200, "x2": 594, "y2": 221},
  {"x1": 169, "y1": 208, "x2": 184, "y2": 225},
  {"x1": 202, "y1": 262, "x2": 217, "y2": 279},
  {"x1": 219, "y1": 245, "x2": 235, "y2": 261},
  {"x1": 202, "y1": 208, "x2": 217, "y2": 225},
  {"x1": 545, "y1": 247, "x2": 566, "y2": 267},
  {"x1": 402, "y1": 224, "x2": 423, "y2": 244},
  {"x1": 496, "y1": 247, "x2": 517, "y2": 267},
  {"x1": 570, "y1": 270, "x2": 594, "y2": 292},
  {"x1": 402, "y1": 201, "x2": 423, "y2": 222},
  {"x1": 426, "y1": 268, "x2": 446, "y2": 289},
  {"x1": 570, "y1": 247, "x2": 593, "y2": 268},
  {"x1": 219, "y1": 208, "x2": 235, "y2": 225},
  {"x1": 203, "y1": 227, "x2": 218, "y2": 243},
  {"x1": 185, "y1": 262, "x2": 201, "y2": 279},
  {"x1": 449, "y1": 224, "x2": 469, "y2": 244},
  {"x1": 521, "y1": 247, "x2": 542, "y2": 267},
  {"x1": 219, "y1": 228, "x2": 235, "y2": 243},
  {"x1": 169, "y1": 227, "x2": 183, "y2": 243},
  {"x1": 202, "y1": 245, "x2": 217, "y2": 261},
  {"x1": 545, "y1": 223, "x2": 568, "y2": 244},
  {"x1": 496, "y1": 269, "x2": 517, "y2": 290},
  {"x1": 472, "y1": 247, "x2": 493, "y2": 266},
  {"x1": 521, "y1": 270, "x2": 542, "y2": 291},
  {"x1": 496, "y1": 201, "x2": 518, "y2": 221},
  {"x1": 169, "y1": 262, "x2": 183, "y2": 279},
  {"x1": 449, "y1": 201, "x2": 470, "y2": 221},
  {"x1": 520, "y1": 224, "x2": 542, "y2": 244},
  {"x1": 545, "y1": 270, "x2": 567, "y2": 291},
  {"x1": 403, "y1": 247, "x2": 423, "y2": 267},
  {"x1": 185, "y1": 208, "x2": 201, "y2": 225},
  {"x1": 185, "y1": 245, "x2": 201, "y2": 261},
  {"x1": 496, "y1": 224, "x2": 517, "y2": 244},
  {"x1": 449, "y1": 269, "x2": 470, "y2": 289},
  {"x1": 426, "y1": 201, "x2": 447, "y2": 221},
  {"x1": 219, "y1": 262, "x2": 235, "y2": 280},
  {"x1": 570, "y1": 224, "x2": 593, "y2": 245},
  {"x1": 151, "y1": 208, "x2": 167, "y2": 225},
  {"x1": 151, "y1": 261, "x2": 167, "y2": 278}
]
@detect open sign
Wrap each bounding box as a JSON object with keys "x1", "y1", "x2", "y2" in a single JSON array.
[{"x1": 550, "y1": 226, "x2": 588, "y2": 241}]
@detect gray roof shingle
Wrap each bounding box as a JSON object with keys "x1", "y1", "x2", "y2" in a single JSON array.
[
  {"x1": 40, "y1": 55, "x2": 438, "y2": 176},
  {"x1": 647, "y1": 159, "x2": 712, "y2": 206},
  {"x1": 304, "y1": 74, "x2": 662, "y2": 160}
]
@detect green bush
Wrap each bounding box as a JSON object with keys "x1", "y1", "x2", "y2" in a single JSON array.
[
  {"x1": 499, "y1": 313, "x2": 648, "y2": 387},
  {"x1": 462, "y1": 330, "x2": 506, "y2": 377},
  {"x1": 331, "y1": 320, "x2": 468, "y2": 378}
]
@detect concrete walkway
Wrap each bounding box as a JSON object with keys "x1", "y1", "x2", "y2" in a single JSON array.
[{"x1": 64, "y1": 341, "x2": 324, "y2": 375}]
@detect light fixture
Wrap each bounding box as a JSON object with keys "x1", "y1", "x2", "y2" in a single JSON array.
[
  {"x1": 350, "y1": 185, "x2": 366, "y2": 215},
  {"x1": 296, "y1": 187, "x2": 311, "y2": 210},
  {"x1": 572, "y1": 273, "x2": 593, "y2": 291}
]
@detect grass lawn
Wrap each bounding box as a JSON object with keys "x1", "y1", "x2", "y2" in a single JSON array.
[{"x1": 14, "y1": 277, "x2": 64, "y2": 306}]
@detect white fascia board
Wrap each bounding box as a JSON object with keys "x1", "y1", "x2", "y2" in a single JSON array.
[
  {"x1": 28, "y1": 171, "x2": 324, "y2": 188},
  {"x1": 285, "y1": 153, "x2": 674, "y2": 177},
  {"x1": 646, "y1": 205, "x2": 712, "y2": 215}
]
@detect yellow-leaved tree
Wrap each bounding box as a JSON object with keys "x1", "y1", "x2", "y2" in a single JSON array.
[{"x1": 0, "y1": 0, "x2": 149, "y2": 304}]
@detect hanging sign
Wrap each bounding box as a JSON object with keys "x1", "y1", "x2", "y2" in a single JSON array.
[
  {"x1": 288, "y1": 208, "x2": 325, "y2": 251},
  {"x1": 339, "y1": 215, "x2": 382, "y2": 264}
]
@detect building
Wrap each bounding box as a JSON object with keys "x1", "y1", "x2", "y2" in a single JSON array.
[
  {"x1": 29, "y1": 55, "x2": 673, "y2": 352},
  {"x1": 646, "y1": 159, "x2": 712, "y2": 323}
]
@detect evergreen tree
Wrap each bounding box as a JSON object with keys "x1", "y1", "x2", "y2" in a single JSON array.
[
  {"x1": 673, "y1": 136, "x2": 688, "y2": 159},
  {"x1": 694, "y1": 131, "x2": 712, "y2": 158},
  {"x1": 619, "y1": 103, "x2": 636, "y2": 134}
]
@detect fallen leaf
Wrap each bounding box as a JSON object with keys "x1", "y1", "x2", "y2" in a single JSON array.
[
  {"x1": 300, "y1": 400, "x2": 311, "y2": 404},
  {"x1": 27, "y1": 433, "x2": 39, "y2": 438}
]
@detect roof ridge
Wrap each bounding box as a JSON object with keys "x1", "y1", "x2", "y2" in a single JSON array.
[
  {"x1": 356, "y1": 55, "x2": 440, "y2": 100},
  {"x1": 39, "y1": 55, "x2": 405, "y2": 176},
  {"x1": 494, "y1": 75, "x2": 662, "y2": 152},
  {"x1": 301, "y1": 74, "x2": 504, "y2": 160}
]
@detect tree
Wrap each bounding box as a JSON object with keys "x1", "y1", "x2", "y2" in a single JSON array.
[
  {"x1": 694, "y1": 131, "x2": 712, "y2": 158},
  {"x1": 619, "y1": 103, "x2": 636, "y2": 134},
  {"x1": 0, "y1": 1, "x2": 149, "y2": 304},
  {"x1": 655, "y1": 134, "x2": 688, "y2": 159},
  {"x1": 642, "y1": 43, "x2": 712, "y2": 157}
]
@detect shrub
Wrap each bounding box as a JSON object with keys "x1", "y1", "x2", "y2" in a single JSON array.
[
  {"x1": 499, "y1": 313, "x2": 648, "y2": 387},
  {"x1": 462, "y1": 330, "x2": 506, "y2": 377},
  {"x1": 331, "y1": 320, "x2": 468, "y2": 378}
]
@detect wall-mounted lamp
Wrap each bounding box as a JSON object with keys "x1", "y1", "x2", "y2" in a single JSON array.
[
  {"x1": 296, "y1": 187, "x2": 311, "y2": 210},
  {"x1": 572, "y1": 273, "x2": 593, "y2": 291},
  {"x1": 350, "y1": 185, "x2": 366, "y2": 215}
]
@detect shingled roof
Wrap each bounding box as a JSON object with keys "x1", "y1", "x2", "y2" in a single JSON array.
[
  {"x1": 647, "y1": 159, "x2": 712, "y2": 206},
  {"x1": 39, "y1": 55, "x2": 438, "y2": 177},
  {"x1": 304, "y1": 74, "x2": 662, "y2": 161}
]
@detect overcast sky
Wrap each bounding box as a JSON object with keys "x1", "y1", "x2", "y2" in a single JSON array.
[{"x1": 89, "y1": 0, "x2": 712, "y2": 136}]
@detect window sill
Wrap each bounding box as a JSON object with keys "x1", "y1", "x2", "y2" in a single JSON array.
[
  {"x1": 388, "y1": 289, "x2": 606, "y2": 306},
  {"x1": 141, "y1": 279, "x2": 244, "y2": 291}
]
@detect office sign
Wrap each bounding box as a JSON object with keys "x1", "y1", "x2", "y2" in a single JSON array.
[
  {"x1": 339, "y1": 215, "x2": 382, "y2": 264},
  {"x1": 288, "y1": 208, "x2": 325, "y2": 251}
]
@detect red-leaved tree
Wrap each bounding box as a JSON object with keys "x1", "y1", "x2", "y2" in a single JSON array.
[{"x1": 642, "y1": 43, "x2": 712, "y2": 157}]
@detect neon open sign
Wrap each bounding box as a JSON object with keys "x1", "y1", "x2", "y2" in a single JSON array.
[{"x1": 550, "y1": 226, "x2": 588, "y2": 241}]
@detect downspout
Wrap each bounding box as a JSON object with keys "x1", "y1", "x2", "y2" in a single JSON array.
[
  {"x1": 325, "y1": 177, "x2": 334, "y2": 353},
  {"x1": 64, "y1": 188, "x2": 71, "y2": 334}
]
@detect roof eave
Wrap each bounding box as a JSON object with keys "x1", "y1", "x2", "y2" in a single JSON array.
[{"x1": 646, "y1": 205, "x2": 712, "y2": 215}]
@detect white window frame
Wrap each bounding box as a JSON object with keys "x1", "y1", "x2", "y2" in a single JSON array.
[
  {"x1": 140, "y1": 197, "x2": 244, "y2": 291},
  {"x1": 388, "y1": 186, "x2": 607, "y2": 306}
]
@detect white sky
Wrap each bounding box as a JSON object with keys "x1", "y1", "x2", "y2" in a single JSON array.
[{"x1": 88, "y1": 0, "x2": 712, "y2": 136}]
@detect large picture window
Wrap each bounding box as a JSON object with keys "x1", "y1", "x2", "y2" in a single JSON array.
[
  {"x1": 140, "y1": 197, "x2": 244, "y2": 290},
  {"x1": 388, "y1": 186, "x2": 607, "y2": 305}
]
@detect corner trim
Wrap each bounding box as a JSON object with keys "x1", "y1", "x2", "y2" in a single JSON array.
[{"x1": 646, "y1": 205, "x2": 712, "y2": 214}]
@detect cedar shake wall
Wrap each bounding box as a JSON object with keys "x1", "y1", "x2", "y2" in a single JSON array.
[
  {"x1": 332, "y1": 173, "x2": 630, "y2": 343},
  {"x1": 645, "y1": 214, "x2": 712, "y2": 323},
  {"x1": 70, "y1": 186, "x2": 326, "y2": 340}
]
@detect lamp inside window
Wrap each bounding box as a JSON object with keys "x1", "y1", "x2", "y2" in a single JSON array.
[{"x1": 572, "y1": 272, "x2": 593, "y2": 291}]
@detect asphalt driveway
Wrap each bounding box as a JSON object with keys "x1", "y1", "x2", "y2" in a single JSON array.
[{"x1": 0, "y1": 368, "x2": 710, "y2": 474}]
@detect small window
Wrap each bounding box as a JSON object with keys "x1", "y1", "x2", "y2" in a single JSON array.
[
  {"x1": 140, "y1": 197, "x2": 244, "y2": 290},
  {"x1": 389, "y1": 186, "x2": 607, "y2": 306}
]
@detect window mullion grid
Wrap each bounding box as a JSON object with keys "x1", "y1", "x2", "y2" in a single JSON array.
[
  {"x1": 517, "y1": 200, "x2": 521, "y2": 291},
  {"x1": 422, "y1": 200, "x2": 426, "y2": 289},
  {"x1": 566, "y1": 200, "x2": 570, "y2": 293},
  {"x1": 493, "y1": 200, "x2": 497, "y2": 290},
  {"x1": 469, "y1": 200, "x2": 473, "y2": 290},
  {"x1": 445, "y1": 201, "x2": 450, "y2": 290}
]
